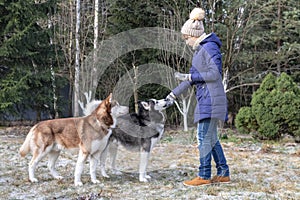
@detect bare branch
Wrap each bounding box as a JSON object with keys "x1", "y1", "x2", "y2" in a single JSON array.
[{"x1": 226, "y1": 83, "x2": 261, "y2": 93}]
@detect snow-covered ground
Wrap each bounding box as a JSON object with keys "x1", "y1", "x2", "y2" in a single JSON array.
[{"x1": 0, "y1": 127, "x2": 299, "y2": 200}]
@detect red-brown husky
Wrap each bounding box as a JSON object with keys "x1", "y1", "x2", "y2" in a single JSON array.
[{"x1": 20, "y1": 94, "x2": 113, "y2": 186}]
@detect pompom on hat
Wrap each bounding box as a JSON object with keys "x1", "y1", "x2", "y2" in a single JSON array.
[{"x1": 181, "y1": 8, "x2": 205, "y2": 37}]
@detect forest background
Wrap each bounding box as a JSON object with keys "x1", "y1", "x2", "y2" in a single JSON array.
[{"x1": 0, "y1": 0, "x2": 299, "y2": 129}]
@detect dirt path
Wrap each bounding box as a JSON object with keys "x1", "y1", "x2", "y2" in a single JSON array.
[{"x1": 0, "y1": 128, "x2": 299, "y2": 199}]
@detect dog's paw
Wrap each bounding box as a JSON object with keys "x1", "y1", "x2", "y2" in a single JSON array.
[
  {"x1": 30, "y1": 178, "x2": 38, "y2": 183},
  {"x1": 100, "y1": 171, "x2": 110, "y2": 178},
  {"x1": 74, "y1": 181, "x2": 83, "y2": 186},
  {"x1": 91, "y1": 179, "x2": 101, "y2": 184},
  {"x1": 102, "y1": 174, "x2": 110, "y2": 178},
  {"x1": 139, "y1": 178, "x2": 149, "y2": 182},
  {"x1": 145, "y1": 175, "x2": 152, "y2": 179},
  {"x1": 139, "y1": 177, "x2": 149, "y2": 182},
  {"x1": 111, "y1": 169, "x2": 122, "y2": 175},
  {"x1": 54, "y1": 175, "x2": 64, "y2": 180}
]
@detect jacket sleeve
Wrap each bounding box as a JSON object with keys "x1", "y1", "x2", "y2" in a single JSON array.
[
  {"x1": 190, "y1": 44, "x2": 222, "y2": 83},
  {"x1": 172, "y1": 80, "x2": 192, "y2": 98}
]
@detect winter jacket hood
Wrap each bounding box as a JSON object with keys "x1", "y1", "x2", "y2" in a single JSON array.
[{"x1": 193, "y1": 33, "x2": 222, "y2": 50}]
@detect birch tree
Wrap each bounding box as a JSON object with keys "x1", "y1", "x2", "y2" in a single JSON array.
[
  {"x1": 93, "y1": 0, "x2": 99, "y2": 90},
  {"x1": 77, "y1": 0, "x2": 110, "y2": 110},
  {"x1": 48, "y1": 16, "x2": 59, "y2": 119},
  {"x1": 74, "y1": 0, "x2": 81, "y2": 116}
]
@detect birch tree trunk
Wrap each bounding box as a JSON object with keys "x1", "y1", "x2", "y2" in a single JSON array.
[
  {"x1": 93, "y1": 0, "x2": 99, "y2": 90},
  {"x1": 68, "y1": 0, "x2": 74, "y2": 116},
  {"x1": 74, "y1": 0, "x2": 81, "y2": 116},
  {"x1": 48, "y1": 17, "x2": 58, "y2": 118},
  {"x1": 133, "y1": 63, "x2": 138, "y2": 113},
  {"x1": 182, "y1": 98, "x2": 189, "y2": 132}
]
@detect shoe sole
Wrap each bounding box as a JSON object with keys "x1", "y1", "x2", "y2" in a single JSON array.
[
  {"x1": 211, "y1": 181, "x2": 231, "y2": 185},
  {"x1": 182, "y1": 182, "x2": 211, "y2": 187}
]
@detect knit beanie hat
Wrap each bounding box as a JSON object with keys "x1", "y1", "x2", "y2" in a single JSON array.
[{"x1": 181, "y1": 8, "x2": 205, "y2": 37}]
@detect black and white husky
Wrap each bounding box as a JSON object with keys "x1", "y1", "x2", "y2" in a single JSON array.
[{"x1": 101, "y1": 99, "x2": 168, "y2": 182}]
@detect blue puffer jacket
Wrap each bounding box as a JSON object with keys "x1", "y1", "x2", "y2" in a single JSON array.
[{"x1": 172, "y1": 33, "x2": 227, "y2": 123}]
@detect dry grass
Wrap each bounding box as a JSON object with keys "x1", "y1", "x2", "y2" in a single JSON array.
[{"x1": 0, "y1": 127, "x2": 299, "y2": 200}]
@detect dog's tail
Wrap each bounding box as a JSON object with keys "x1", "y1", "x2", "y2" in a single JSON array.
[{"x1": 19, "y1": 125, "x2": 36, "y2": 157}]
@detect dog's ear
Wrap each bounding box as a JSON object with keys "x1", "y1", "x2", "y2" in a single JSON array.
[
  {"x1": 108, "y1": 93, "x2": 112, "y2": 103},
  {"x1": 104, "y1": 93, "x2": 112, "y2": 108},
  {"x1": 94, "y1": 93, "x2": 112, "y2": 115},
  {"x1": 140, "y1": 101, "x2": 150, "y2": 110}
]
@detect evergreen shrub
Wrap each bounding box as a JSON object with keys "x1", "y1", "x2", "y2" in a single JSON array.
[{"x1": 235, "y1": 73, "x2": 300, "y2": 140}]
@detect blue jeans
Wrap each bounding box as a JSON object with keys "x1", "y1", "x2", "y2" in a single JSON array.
[{"x1": 197, "y1": 118, "x2": 229, "y2": 179}]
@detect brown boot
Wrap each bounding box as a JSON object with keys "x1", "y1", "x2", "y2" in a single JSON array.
[
  {"x1": 183, "y1": 177, "x2": 211, "y2": 187},
  {"x1": 211, "y1": 175, "x2": 230, "y2": 184}
]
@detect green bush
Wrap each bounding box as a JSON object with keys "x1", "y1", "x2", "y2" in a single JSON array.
[
  {"x1": 235, "y1": 73, "x2": 300, "y2": 140},
  {"x1": 235, "y1": 107, "x2": 256, "y2": 134}
]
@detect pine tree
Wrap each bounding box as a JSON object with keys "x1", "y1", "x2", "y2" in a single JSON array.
[{"x1": 0, "y1": 0, "x2": 63, "y2": 120}]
